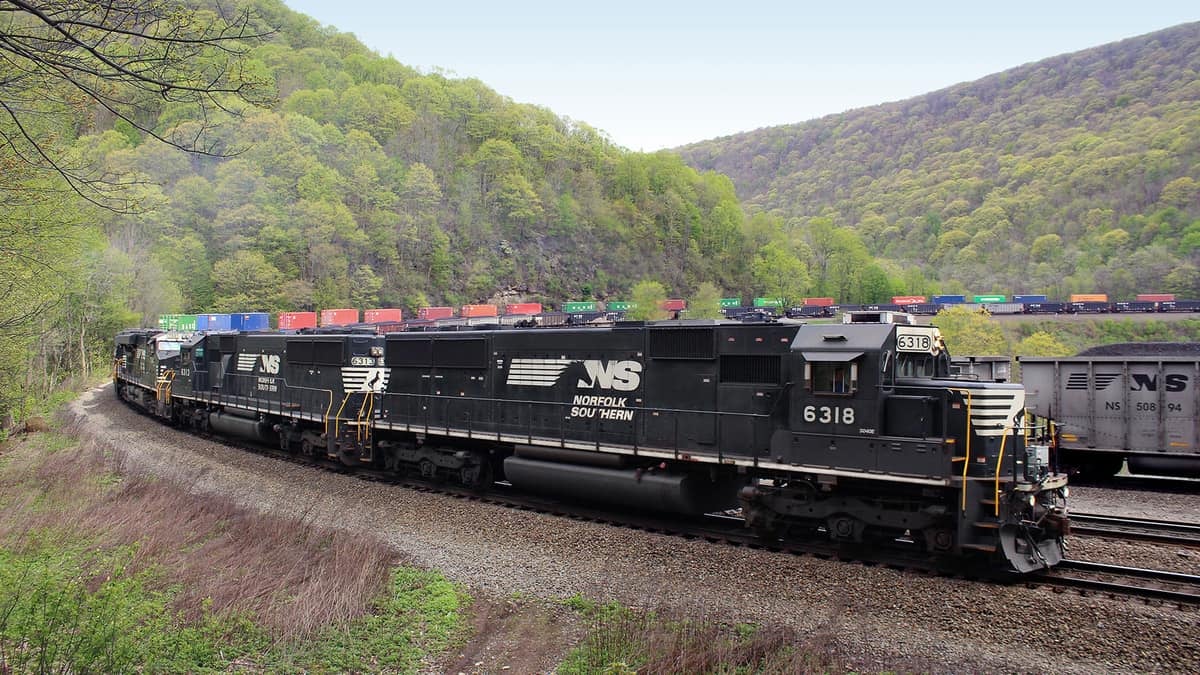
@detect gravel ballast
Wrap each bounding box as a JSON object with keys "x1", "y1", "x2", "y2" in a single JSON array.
[{"x1": 69, "y1": 388, "x2": 1200, "y2": 674}]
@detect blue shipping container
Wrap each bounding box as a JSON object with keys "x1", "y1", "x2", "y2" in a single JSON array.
[
  {"x1": 231, "y1": 312, "x2": 270, "y2": 330},
  {"x1": 931, "y1": 295, "x2": 965, "y2": 304},
  {"x1": 196, "y1": 313, "x2": 232, "y2": 331},
  {"x1": 1012, "y1": 294, "x2": 1048, "y2": 303}
]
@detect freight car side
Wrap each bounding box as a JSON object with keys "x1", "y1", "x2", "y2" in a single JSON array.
[{"x1": 1020, "y1": 355, "x2": 1200, "y2": 478}]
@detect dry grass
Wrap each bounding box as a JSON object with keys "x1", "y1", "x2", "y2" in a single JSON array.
[
  {"x1": 0, "y1": 429, "x2": 400, "y2": 640},
  {"x1": 561, "y1": 599, "x2": 848, "y2": 674}
]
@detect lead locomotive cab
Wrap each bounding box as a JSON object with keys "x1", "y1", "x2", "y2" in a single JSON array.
[{"x1": 743, "y1": 314, "x2": 1068, "y2": 573}]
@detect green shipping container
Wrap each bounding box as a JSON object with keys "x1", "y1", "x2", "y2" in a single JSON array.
[
  {"x1": 158, "y1": 314, "x2": 198, "y2": 330},
  {"x1": 562, "y1": 301, "x2": 598, "y2": 312},
  {"x1": 753, "y1": 297, "x2": 784, "y2": 307},
  {"x1": 719, "y1": 297, "x2": 742, "y2": 308},
  {"x1": 607, "y1": 301, "x2": 637, "y2": 311},
  {"x1": 972, "y1": 295, "x2": 1007, "y2": 303}
]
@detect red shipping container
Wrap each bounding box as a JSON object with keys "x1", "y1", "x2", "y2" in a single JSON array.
[
  {"x1": 1135, "y1": 293, "x2": 1175, "y2": 302},
  {"x1": 891, "y1": 295, "x2": 927, "y2": 305},
  {"x1": 460, "y1": 304, "x2": 499, "y2": 318},
  {"x1": 660, "y1": 298, "x2": 687, "y2": 312},
  {"x1": 803, "y1": 297, "x2": 835, "y2": 307},
  {"x1": 418, "y1": 306, "x2": 455, "y2": 320},
  {"x1": 364, "y1": 308, "x2": 403, "y2": 323},
  {"x1": 505, "y1": 302, "x2": 543, "y2": 315},
  {"x1": 278, "y1": 311, "x2": 317, "y2": 329},
  {"x1": 320, "y1": 308, "x2": 359, "y2": 326}
]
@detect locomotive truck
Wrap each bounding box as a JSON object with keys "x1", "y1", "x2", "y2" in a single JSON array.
[{"x1": 114, "y1": 314, "x2": 1069, "y2": 574}]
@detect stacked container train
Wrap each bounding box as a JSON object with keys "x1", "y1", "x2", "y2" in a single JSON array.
[
  {"x1": 776, "y1": 293, "x2": 1200, "y2": 318},
  {"x1": 115, "y1": 312, "x2": 1069, "y2": 575}
]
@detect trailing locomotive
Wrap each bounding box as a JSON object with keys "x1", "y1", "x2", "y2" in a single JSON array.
[{"x1": 114, "y1": 315, "x2": 1069, "y2": 574}]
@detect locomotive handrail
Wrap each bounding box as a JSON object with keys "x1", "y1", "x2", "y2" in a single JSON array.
[
  {"x1": 946, "y1": 387, "x2": 973, "y2": 513},
  {"x1": 375, "y1": 390, "x2": 770, "y2": 457},
  {"x1": 994, "y1": 424, "x2": 1011, "y2": 516},
  {"x1": 217, "y1": 373, "x2": 335, "y2": 438}
]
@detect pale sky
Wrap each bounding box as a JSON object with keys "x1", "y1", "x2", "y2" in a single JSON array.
[{"x1": 282, "y1": 1, "x2": 1197, "y2": 151}]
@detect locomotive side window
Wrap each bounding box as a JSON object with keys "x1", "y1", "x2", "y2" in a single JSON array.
[{"x1": 805, "y1": 361, "x2": 858, "y2": 395}]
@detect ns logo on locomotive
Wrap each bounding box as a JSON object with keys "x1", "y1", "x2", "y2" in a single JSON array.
[{"x1": 114, "y1": 312, "x2": 1069, "y2": 574}]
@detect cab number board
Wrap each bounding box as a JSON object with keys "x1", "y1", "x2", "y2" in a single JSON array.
[{"x1": 896, "y1": 334, "x2": 931, "y2": 352}]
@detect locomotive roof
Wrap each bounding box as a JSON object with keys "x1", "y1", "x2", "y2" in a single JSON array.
[{"x1": 790, "y1": 322, "x2": 896, "y2": 353}]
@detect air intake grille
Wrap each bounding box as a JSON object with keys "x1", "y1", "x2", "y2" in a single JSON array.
[
  {"x1": 720, "y1": 355, "x2": 781, "y2": 384},
  {"x1": 649, "y1": 328, "x2": 714, "y2": 359}
]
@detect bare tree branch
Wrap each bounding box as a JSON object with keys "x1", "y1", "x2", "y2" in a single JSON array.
[{"x1": 0, "y1": 0, "x2": 275, "y2": 211}]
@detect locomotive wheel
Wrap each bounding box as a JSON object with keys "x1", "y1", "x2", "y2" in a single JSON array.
[
  {"x1": 300, "y1": 438, "x2": 315, "y2": 457},
  {"x1": 461, "y1": 459, "x2": 493, "y2": 489},
  {"x1": 922, "y1": 527, "x2": 954, "y2": 553},
  {"x1": 418, "y1": 459, "x2": 436, "y2": 479},
  {"x1": 827, "y1": 515, "x2": 864, "y2": 542}
]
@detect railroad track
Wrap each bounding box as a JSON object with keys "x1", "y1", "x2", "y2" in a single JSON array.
[
  {"x1": 1039, "y1": 560, "x2": 1200, "y2": 605},
  {"x1": 1070, "y1": 512, "x2": 1200, "y2": 548}
]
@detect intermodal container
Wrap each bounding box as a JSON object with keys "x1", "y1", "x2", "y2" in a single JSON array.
[
  {"x1": 662, "y1": 298, "x2": 688, "y2": 311},
  {"x1": 983, "y1": 302, "x2": 1024, "y2": 315},
  {"x1": 231, "y1": 312, "x2": 270, "y2": 331},
  {"x1": 320, "y1": 308, "x2": 359, "y2": 326},
  {"x1": 1069, "y1": 293, "x2": 1108, "y2": 303},
  {"x1": 196, "y1": 313, "x2": 232, "y2": 331},
  {"x1": 752, "y1": 297, "x2": 782, "y2": 308},
  {"x1": 607, "y1": 301, "x2": 636, "y2": 312},
  {"x1": 562, "y1": 301, "x2": 599, "y2": 313},
  {"x1": 504, "y1": 302, "x2": 542, "y2": 315},
  {"x1": 719, "y1": 297, "x2": 742, "y2": 308},
  {"x1": 418, "y1": 306, "x2": 455, "y2": 320},
  {"x1": 460, "y1": 304, "x2": 498, "y2": 318},
  {"x1": 157, "y1": 314, "x2": 175, "y2": 329},
  {"x1": 1135, "y1": 293, "x2": 1175, "y2": 302},
  {"x1": 1012, "y1": 294, "x2": 1048, "y2": 303},
  {"x1": 278, "y1": 311, "x2": 317, "y2": 330},
  {"x1": 891, "y1": 295, "x2": 927, "y2": 305},
  {"x1": 176, "y1": 315, "x2": 197, "y2": 331},
  {"x1": 803, "y1": 297, "x2": 835, "y2": 307},
  {"x1": 364, "y1": 308, "x2": 403, "y2": 323},
  {"x1": 972, "y1": 294, "x2": 1007, "y2": 303},
  {"x1": 931, "y1": 295, "x2": 965, "y2": 304}
]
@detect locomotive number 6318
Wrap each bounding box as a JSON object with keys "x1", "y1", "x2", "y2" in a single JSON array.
[{"x1": 803, "y1": 405, "x2": 855, "y2": 424}]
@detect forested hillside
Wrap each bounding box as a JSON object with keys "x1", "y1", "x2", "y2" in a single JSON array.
[
  {"x1": 85, "y1": 0, "x2": 770, "y2": 317},
  {"x1": 679, "y1": 22, "x2": 1200, "y2": 299}
]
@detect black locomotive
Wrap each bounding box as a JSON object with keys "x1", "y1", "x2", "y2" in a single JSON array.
[{"x1": 114, "y1": 314, "x2": 1069, "y2": 574}]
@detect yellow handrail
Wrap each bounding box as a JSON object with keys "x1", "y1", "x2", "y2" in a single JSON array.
[
  {"x1": 993, "y1": 425, "x2": 1012, "y2": 516},
  {"x1": 356, "y1": 391, "x2": 374, "y2": 443},
  {"x1": 333, "y1": 392, "x2": 353, "y2": 441},
  {"x1": 947, "y1": 388, "x2": 973, "y2": 513}
]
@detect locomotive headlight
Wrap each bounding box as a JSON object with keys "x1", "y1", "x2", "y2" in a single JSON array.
[
  {"x1": 1063, "y1": 487, "x2": 1069, "y2": 498},
  {"x1": 1027, "y1": 494, "x2": 1036, "y2": 506},
  {"x1": 370, "y1": 346, "x2": 384, "y2": 357}
]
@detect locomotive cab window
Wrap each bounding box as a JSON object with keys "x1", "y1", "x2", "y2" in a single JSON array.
[{"x1": 802, "y1": 351, "x2": 861, "y2": 395}]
